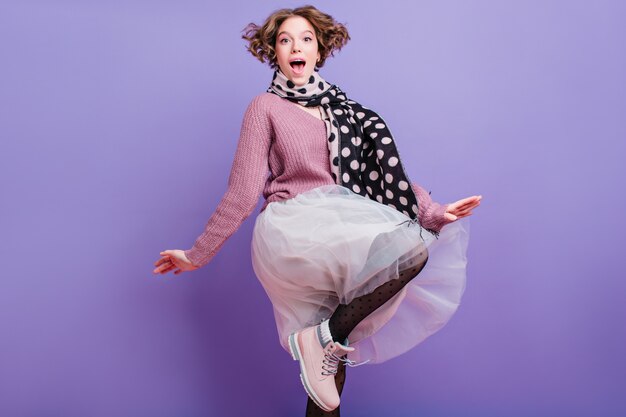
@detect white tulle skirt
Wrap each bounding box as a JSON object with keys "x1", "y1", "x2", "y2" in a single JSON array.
[{"x1": 250, "y1": 184, "x2": 470, "y2": 364}]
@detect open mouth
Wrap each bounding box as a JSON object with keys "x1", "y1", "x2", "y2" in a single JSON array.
[{"x1": 289, "y1": 59, "x2": 306, "y2": 74}]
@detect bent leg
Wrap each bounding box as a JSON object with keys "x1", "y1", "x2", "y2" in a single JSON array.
[{"x1": 329, "y1": 248, "x2": 429, "y2": 344}]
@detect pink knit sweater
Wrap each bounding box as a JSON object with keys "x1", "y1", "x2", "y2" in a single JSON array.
[{"x1": 184, "y1": 93, "x2": 452, "y2": 268}]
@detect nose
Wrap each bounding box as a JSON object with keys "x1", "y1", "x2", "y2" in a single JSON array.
[{"x1": 292, "y1": 41, "x2": 301, "y2": 53}]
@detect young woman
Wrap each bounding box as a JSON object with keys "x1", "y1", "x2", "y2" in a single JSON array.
[{"x1": 153, "y1": 5, "x2": 481, "y2": 416}]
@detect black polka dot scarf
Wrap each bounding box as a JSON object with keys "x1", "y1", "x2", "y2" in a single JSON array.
[{"x1": 268, "y1": 68, "x2": 436, "y2": 237}]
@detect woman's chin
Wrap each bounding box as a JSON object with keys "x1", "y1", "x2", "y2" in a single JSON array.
[
  {"x1": 288, "y1": 69, "x2": 314, "y2": 86},
  {"x1": 293, "y1": 77, "x2": 311, "y2": 87},
  {"x1": 278, "y1": 64, "x2": 316, "y2": 87}
]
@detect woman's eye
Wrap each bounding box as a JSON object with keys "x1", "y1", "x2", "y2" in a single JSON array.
[
  {"x1": 304, "y1": 37, "x2": 312, "y2": 42},
  {"x1": 280, "y1": 38, "x2": 289, "y2": 44}
]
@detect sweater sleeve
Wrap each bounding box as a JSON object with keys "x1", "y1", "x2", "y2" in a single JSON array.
[
  {"x1": 410, "y1": 182, "x2": 453, "y2": 234},
  {"x1": 184, "y1": 95, "x2": 273, "y2": 268}
]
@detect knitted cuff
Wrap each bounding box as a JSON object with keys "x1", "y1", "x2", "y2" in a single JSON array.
[
  {"x1": 425, "y1": 202, "x2": 454, "y2": 233},
  {"x1": 183, "y1": 247, "x2": 207, "y2": 268}
]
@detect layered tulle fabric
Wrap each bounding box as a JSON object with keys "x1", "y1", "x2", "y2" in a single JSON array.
[{"x1": 251, "y1": 184, "x2": 469, "y2": 364}]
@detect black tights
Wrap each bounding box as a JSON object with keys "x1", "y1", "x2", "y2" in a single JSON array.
[{"x1": 305, "y1": 248, "x2": 429, "y2": 416}]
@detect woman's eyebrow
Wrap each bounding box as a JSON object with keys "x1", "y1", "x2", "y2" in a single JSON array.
[{"x1": 277, "y1": 30, "x2": 314, "y2": 37}]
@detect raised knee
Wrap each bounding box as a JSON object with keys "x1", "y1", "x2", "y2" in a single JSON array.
[
  {"x1": 402, "y1": 248, "x2": 428, "y2": 276},
  {"x1": 413, "y1": 246, "x2": 429, "y2": 267}
]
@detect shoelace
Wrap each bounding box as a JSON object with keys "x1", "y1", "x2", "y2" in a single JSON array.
[
  {"x1": 321, "y1": 350, "x2": 371, "y2": 375},
  {"x1": 340, "y1": 355, "x2": 371, "y2": 368}
]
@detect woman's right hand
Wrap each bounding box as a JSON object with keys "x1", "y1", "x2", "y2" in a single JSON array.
[{"x1": 153, "y1": 249, "x2": 198, "y2": 275}]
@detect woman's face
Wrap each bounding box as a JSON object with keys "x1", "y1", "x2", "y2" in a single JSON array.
[{"x1": 274, "y1": 16, "x2": 321, "y2": 87}]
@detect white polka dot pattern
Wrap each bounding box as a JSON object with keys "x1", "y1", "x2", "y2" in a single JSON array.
[{"x1": 267, "y1": 68, "x2": 422, "y2": 224}]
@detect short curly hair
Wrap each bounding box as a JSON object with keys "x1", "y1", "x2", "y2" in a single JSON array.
[{"x1": 241, "y1": 5, "x2": 350, "y2": 69}]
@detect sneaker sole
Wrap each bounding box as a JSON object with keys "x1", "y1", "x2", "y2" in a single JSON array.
[{"x1": 288, "y1": 331, "x2": 335, "y2": 412}]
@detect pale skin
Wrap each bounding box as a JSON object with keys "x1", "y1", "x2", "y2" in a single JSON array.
[{"x1": 153, "y1": 15, "x2": 482, "y2": 276}]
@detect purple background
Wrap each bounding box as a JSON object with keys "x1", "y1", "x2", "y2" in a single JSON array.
[{"x1": 1, "y1": 1, "x2": 625, "y2": 416}]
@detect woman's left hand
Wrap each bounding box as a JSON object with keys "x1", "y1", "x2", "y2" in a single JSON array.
[{"x1": 444, "y1": 195, "x2": 482, "y2": 221}]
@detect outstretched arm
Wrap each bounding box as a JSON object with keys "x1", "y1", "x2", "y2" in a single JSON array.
[
  {"x1": 153, "y1": 95, "x2": 274, "y2": 274},
  {"x1": 183, "y1": 95, "x2": 273, "y2": 268}
]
